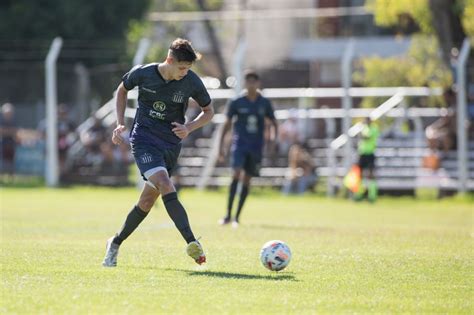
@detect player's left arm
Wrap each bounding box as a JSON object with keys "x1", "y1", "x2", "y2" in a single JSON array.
[
  {"x1": 172, "y1": 103, "x2": 214, "y2": 139},
  {"x1": 266, "y1": 99, "x2": 278, "y2": 141}
]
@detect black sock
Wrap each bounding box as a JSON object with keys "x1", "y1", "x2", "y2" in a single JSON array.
[
  {"x1": 113, "y1": 205, "x2": 148, "y2": 245},
  {"x1": 235, "y1": 185, "x2": 249, "y2": 222},
  {"x1": 162, "y1": 192, "x2": 196, "y2": 244},
  {"x1": 226, "y1": 179, "x2": 238, "y2": 219}
]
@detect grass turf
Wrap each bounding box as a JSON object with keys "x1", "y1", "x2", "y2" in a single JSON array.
[{"x1": 1, "y1": 187, "x2": 473, "y2": 314}]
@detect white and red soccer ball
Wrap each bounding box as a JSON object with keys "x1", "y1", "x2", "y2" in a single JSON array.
[{"x1": 260, "y1": 240, "x2": 292, "y2": 271}]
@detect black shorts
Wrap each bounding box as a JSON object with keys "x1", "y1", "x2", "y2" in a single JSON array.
[
  {"x1": 131, "y1": 141, "x2": 181, "y2": 180},
  {"x1": 231, "y1": 148, "x2": 262, "y2": 177},
  {"x1": 358, "y1": 154, "x2": 375, "y2": 170}
]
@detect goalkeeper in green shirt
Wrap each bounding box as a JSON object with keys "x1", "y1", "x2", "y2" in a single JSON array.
[{"x1": 356, "y1": 117, "x2": 379, "y2": 202}]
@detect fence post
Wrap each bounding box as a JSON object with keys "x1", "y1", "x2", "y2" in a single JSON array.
[{"x1": 45, "y1": 37, "x2": 63, "y2": 187}]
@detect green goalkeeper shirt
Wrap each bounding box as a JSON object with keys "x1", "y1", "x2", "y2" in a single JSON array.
[{"x1": 358, "y1": 123, "x2": 379, "y2": 155}]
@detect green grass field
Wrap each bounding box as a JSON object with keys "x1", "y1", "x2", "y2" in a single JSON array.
[{"x1": 1, "y1": 187, "x2": 473, "y2": 314}]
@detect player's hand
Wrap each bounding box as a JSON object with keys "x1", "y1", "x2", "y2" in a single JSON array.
[
  {"x1": 171, "y1": 122, "x2": 189, "y2": 139},
  {"x1": 112, "y1": 124, "x2": 126, "y2": 145}
]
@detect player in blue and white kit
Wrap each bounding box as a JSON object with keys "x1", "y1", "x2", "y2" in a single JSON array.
[
  {"x1": 102, "y1": 38, "x2": 214, "y2": 267},
  {"x1": 218, "y1": 71, "x2": 278, "y2": 227}
]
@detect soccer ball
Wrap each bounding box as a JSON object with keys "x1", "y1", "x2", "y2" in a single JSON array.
[{"x1": 260, "y1": 240, "x2": 292, "y2": 271}]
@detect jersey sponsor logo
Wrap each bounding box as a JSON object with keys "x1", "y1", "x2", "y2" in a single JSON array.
[
  {"x1": 150, "y1": 101, "x2": 167, "y2": 119},
  {"x1": 140, "y1": 153, "x2": 153, "y2": 164},
  {"x1": 153, "y1": 101, "x2": 166, "y2": 112},
  {"x1": 172, "y1": 91, "x2": 185, "y2": 103}
]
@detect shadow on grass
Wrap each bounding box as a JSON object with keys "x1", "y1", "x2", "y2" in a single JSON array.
[{"x1": 169, "y1": 269, "x2": 298, "y2": 281}]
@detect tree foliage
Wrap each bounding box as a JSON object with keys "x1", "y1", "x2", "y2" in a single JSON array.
[
  {"x1": 0, "y1": 0, "x2": 151, "y2": 40},
  {"x1": 356, "y1": 0, "x2": 473, "y2": 107},
  {"x1": 354, "y1": 36, "x2": 452, "y2": 107},
  {"x1": 126, "y1": 0, "x2": 223, "y2": 73},
  {"x1": 462, "y1": 0, "x2": 474, "y2": 35}
]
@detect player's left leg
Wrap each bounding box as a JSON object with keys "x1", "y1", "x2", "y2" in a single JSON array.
[
  {"x1": 367, "y1": 155, "x2": 378, "y2": 202},
  {"x1": 114, "y1": 182, "x2": 160, "y2": 245},
  {"x1": 234, "y1": 152, "x2": 259, "y2": 225},
  {"x1": 148, "y1": 168, "x2": 205, "y2": 264}
]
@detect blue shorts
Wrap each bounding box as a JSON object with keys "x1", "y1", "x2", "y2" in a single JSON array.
[
  {"x1": 131, "y1": 141, "x2": 181, "y2": 180},
  {"x1": 231, "y1": 148, "x2": 262, "y2": 177}
]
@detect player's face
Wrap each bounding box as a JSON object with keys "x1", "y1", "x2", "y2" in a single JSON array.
[
  {"x1": 171, "y1": 60, "x2": 192, "y2": 80},
  {"x1": 245, "y1": 77, "x2": 260, "y2": 92}
]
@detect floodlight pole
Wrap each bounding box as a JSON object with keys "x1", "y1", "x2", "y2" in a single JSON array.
[
  {"x1": 45, "y1": 37, "x2": 63, "y2": 187},
  {"x1": 232, "y1": 38, "x2": 247, "y2": 93},
  {"x1": 341, "y1": 40, "x2": 354, "y2": 170},
  {"x1": 456, "y1": 38, "x2": 470, "y2": 193},
  {"x1": 133, "y1": 38, "x2": 151, "y2": 66}
]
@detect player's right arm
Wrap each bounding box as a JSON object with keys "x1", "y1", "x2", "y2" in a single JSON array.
[
  {"x1": 112, "y1": 65, "x2": 141, "y2": 145},
  {"x1": 112, "y1": 82, "x2": 128, "y2": 145}
]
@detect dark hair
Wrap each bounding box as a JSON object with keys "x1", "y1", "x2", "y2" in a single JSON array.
[
  {"x1": 244, "y1": 70, "x2": 260, "y2": 81},
  {"x1": 169, "y1": 38, "x2": 201, "y2": 63}
]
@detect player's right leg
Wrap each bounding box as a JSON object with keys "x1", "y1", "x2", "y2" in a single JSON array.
[
  {"x1": 220, "y1": 168, "x2": 241, "y2": 225},
  {"x1": 148, "y1": 167, "x2": 206, "y2": 265},
  {"x1": 221, "y1": 148, "x2": 245, "y2": 225},
  {"x1": 102, "y1": 181, "x2": 160, "y2": 267}
]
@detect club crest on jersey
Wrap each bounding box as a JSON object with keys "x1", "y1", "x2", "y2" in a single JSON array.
[
  {"x1": 153, "y1": 101, "x2": 166, "y2": 112},
  {"x1": 172, "y1": 91, "x2": 185, "y2": 103},
  {"x1": 140, "y1": 153, "x2": 153, "y2": 164}
]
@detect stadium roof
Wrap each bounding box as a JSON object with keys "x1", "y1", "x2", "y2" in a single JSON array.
[{"x1": 290, "y1": 37, "x2": 411, "y2": 61}]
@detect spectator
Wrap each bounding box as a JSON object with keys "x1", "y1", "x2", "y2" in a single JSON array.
[
  {"x1": 425, "y1": 88, "x2": 457, "y2": 153},
  {"x1": 38, "y1": 104, "x2": 76, "y2": 176},
  {"x1": 81, "y1": 117, "x2": 108, "y2": 167},
  {"x1": 0, "y1": 103, "x2": 18, "y2": 179},
  {"x1": 281, "y1": 142, "x2": 317, "y2": 195}
]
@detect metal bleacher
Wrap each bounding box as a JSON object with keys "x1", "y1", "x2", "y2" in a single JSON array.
[
  {"x1": 63, "y1": 86, "x2": 472, "y2": 194},
  {"x1": 176, "y1": 132, "x2": 474, "y2": 195}
]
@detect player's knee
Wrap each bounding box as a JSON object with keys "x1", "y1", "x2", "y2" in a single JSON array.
[
  {"x1": 232, "y1": 169, "x2": 242, "y2": 180},
  {"x1": 138, "y1": 198, "x2": 155, "y2": 212},
  {"x1": 151, "y1": 174, "x2": 174, "y2": 193}
]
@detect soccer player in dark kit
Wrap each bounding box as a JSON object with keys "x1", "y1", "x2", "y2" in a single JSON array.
[
  {"x1": 218, "y1": 71, "x2": 278, "y2": 227},
  {"x1": 102, "y1": 38, "x2": 214, "y2": 267}
]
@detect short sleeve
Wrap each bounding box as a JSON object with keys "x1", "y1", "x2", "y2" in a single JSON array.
[
  {"x1": 122, "y1": 65, "x2": 142, "y2": 90},
  {"x1": 226, "y1": 100, "x2": 237, "y2": 119},
  {"x1": 191, "y1": 77, "x2": 212, "y2": 107},
  {"x1": 265, "y1": 99, "x2": 276, "y2": 120}
]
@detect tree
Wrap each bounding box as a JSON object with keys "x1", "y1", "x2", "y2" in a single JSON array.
[
  {"x1": 0, "y1": 0, "x2": 151, "y2": 65},
  {"x1": 0, "y1": 0, "x2": 150, "y2": 41},
  {"x1": 355, "y1": 0, "x2": 473, "y2": 107},
  {"x1": 367, "y1": 0, "x2": 473, "y2": 66}
]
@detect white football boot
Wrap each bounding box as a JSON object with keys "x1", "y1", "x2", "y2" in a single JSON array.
[
  {"x1": 186, "y1": 240, "x2": 206, "y2": 265},
  {"x1": 102, "y1": 236, "x2": 120, "y2": 267}
]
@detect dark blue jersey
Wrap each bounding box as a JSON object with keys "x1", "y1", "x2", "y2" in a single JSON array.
[
  {"x1": 226, "y1": 94, "x2": 275, "y2": 151},
  {"x1": 122, "y1": 63, "x2": 211, "y2": 147}
]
